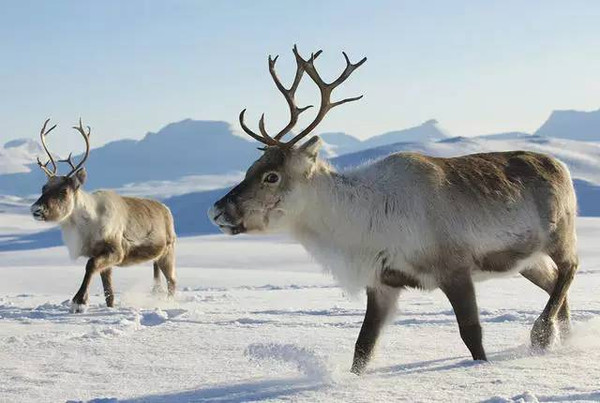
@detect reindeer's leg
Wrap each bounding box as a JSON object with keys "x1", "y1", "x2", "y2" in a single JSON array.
[
  {"x1": 521, "y1": 259, "x2": 571, "y2": 339},
  {"x1": 71, "y1": 243, "x2": 122, "y2": 313},
  {"x1": 151, "y1": 262, "x2": 163, "y2": 294},
  {"x1": 440, "y1": 275, "x2": 487, "y2": 361},
  {"x1": 351, "y1": 286, "x2": 400, "y2": 375},
  {"x1": 100, "y1": 268, "x2": 114, "y2": 308},
  {"x1": 156, "y1": 246, "x2": 176, "y2": 298},
  {"x1": 530, "y1": 253, "x2": 578, "y2": 349}
]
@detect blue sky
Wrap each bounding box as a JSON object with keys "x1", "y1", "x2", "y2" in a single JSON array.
[{"x1": 1, "y1": 0, "x2": 599, "y2": 152}]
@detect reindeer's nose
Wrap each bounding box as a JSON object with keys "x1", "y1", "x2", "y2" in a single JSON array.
[
  {"x1": 30, "y1": 204, "x2": 45, "y2": 221},
  {"x1": 208, "y1": 205, "x2": 222, "y2": 225}
]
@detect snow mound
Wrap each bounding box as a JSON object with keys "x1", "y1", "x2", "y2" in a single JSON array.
[
  {"x1": 245, "y1": 343, "x2": 330, "y2": 381},
  {"x1": 0, "y1": 138, "x2": 45, "y2": 174},
  {"x1": 482, "y1": 391, "x2": 539, "y2": 403},
  {"x1": 138, "y1": 309, "x2": 169, "y2": 326}
]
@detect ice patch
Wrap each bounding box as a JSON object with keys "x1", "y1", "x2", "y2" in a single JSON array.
[{"x1": 245, "y1": 343, "x2": 331, "y2": 381}]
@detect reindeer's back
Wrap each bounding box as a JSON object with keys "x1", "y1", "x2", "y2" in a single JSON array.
[
  {"x1": 368, "y1": 150, "x2": 577, "y2": 251},
  {"x1": 120, "y1": 196, "x2": 175, "y2": 245}
]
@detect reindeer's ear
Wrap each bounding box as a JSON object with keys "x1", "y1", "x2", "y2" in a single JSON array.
[
  {"x1": 299, "y1": 136, "x2": 322, "y2": 160},
  {"x1": 72, "y1": 168, "x2": 87, "y2": 189}
]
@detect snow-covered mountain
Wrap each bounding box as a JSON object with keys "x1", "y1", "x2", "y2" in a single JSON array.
[
  {"x1": 0, "y1": 139, "x2": 45, "y2": 175},
  {"x1": 535, "y1": 108, "x2": 600, "y2": 141},
  {"x1": 320, "y1": 119, "x2": 448, "y2": 157},
  {"x1": 362, "y1": 119, "x2": 449, "y2": 147}
]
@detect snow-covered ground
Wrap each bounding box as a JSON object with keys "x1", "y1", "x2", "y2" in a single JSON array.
[{"x1": 0, "y1": 214, "x2": 599, "y2": 402}]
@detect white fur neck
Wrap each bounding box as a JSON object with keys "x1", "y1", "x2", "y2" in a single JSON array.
[
  {"x1": 288, "y1": 166, "x2": 397, "y2": 293},
  {"x1": 59, "y1": 189, "x2": 96, "y2": 259}
]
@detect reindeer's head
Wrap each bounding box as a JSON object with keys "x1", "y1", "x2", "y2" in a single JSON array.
[
  {"x1": 209, "y1": 46, "x2": 366, "y2": 235},
  {"x1": 31, "y1": 119, "x2": 91, "y2": 222}
]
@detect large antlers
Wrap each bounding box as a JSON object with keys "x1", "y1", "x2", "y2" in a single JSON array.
[
  {"x1": 35, "y1": 118, "x2": 92, "y2": 178},
  {"x1": 36, "y1": 119, "x2": 58, "y2": 177},
  {"x1": 239, "y1": 45, "x2": 366, "y2": 148}
]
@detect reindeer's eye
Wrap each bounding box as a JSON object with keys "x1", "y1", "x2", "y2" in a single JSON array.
[{"x1": 263, "y1": 172, "x2": 280, "y2": 184}]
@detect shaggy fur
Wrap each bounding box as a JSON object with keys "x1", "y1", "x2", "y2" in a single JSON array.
[{"x1": 210, "y1": 138, "x2": 578, "y2": 373}]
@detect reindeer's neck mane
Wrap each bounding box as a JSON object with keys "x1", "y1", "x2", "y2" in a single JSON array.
[
  {"x1": 59, "y1": 189, "x2": 98, "y2": 259},
  {"x1": 293, "y1": 167, "x2": 384, "y2": 244},
  {"x1": 289, "y1": 163, "x2": 412, "y2": 291}
]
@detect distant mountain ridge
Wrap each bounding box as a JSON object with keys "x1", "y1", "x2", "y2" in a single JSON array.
[
  {"x1": 1, "y1": 105, "x2": 599, "y2": 197},
  {"x1": 0, "y1": 139, "x2": 45, "y2": 175},
  {"x1": 2, "y1": 129, "x2": 599, "y2": 250},
  {"x1": 0, "y1": 120, "x2": 260, "y2": 196},
  {"x1": 535, "y1": 109, "x2": 600, "y2": 141}
]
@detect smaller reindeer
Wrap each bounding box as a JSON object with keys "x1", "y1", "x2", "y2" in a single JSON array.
[{"x1": 31, "y1": 119, "x2": 176, "y2": 312}]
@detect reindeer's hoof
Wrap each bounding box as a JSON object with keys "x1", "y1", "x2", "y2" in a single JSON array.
[
  {"x1": 70, "y1": 301, "x2": 88, "y2": 313},
  {"x1": 531, "y1": 317, "x2": 559, "y2": 349},
  {"x1": 350, "y1": 359, "x2": 368, "y2": 376},
  {"x1": 151, "y1": 284, "x2": 165, "y2": 296}
]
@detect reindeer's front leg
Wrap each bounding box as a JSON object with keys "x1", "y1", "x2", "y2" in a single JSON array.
[
  {"x1": 100, "y1": 268, "x2": 114, "y2": 308},
  {"x1": 71, "y1": 243, "x2": 122, "y2": 313},
  {"x1": 439, "y1": 273, "x2": 487, "y2": 361},
  {"x1": 351, "y1": 286, "x2": 400, "y2": 375}
]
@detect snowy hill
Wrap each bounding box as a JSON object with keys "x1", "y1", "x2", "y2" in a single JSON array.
[
  {"x1": 0, "y1": 138, "x2": 45, "y2": 175},
  {"x1": 320, "y1": 119, "x2": 449, "y2": 156},
  {"x1": 319, "y1": 132, "x2": 363, "y2": 157},
  {"x1": 362, "y1": 119, "x2": 448, "y2": 147},
  {"x1": 535, "y1": 108, "x2": 600, "y2": 141}
]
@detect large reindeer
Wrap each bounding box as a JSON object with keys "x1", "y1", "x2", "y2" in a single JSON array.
[
  {"x1": 31, "y1": 119, "x2": 176, "y2": 312},
  {"x1": 209, "y1": 46, "x2": 579, "y2": 374}
]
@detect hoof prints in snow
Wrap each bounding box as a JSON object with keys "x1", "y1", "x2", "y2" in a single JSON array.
[{"x1": 0, "y1": 302, "x2": 186, "y2": 341}]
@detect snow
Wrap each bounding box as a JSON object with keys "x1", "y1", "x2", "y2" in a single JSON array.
[
  {"x1": 0, "y1": 211, "x2": 599, "y2": 402},
  {"x1": 0, "y1": 139, "x2": 44, "y2": 175}
]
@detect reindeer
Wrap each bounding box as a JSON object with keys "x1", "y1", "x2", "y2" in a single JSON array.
[
  {"x1": 209, "y1": 46, "x2": 579, "y2": 374},
  {"x1": 30, "y1": 119, "x2": 176, "y2": 312}
]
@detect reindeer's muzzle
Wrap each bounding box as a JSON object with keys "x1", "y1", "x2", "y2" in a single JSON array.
[
  {"x1": 208, "y1": 199, "x2": 246, "y2": 235},
  {"x1": 30, "y1": 203, "x2": 46, "y2": 221}
]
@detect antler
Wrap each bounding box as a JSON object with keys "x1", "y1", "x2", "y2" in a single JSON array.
[
  {"x1": 239, "y1": 46, "x2": 366, "y2": 148},
  {"x1": 36, "y1": 119, "x2": 58, "y2": 177},
  {"x1": 34, "y1": 118, "x2": 92, "y2": 178},
  {"x1": 285, "y1": 49, "x2": 367, "y2": 147},
  {"x1": 66, "y1": 118, "x2": 91, "y2": 177}
]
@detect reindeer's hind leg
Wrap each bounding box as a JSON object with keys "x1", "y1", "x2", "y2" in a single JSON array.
[
  {"x1": 521, "y1": 258, "x2": 571, "y2": 339},
  {"x1": 151, "y1": 262, "x2": 164, "y2": 295},
  {"x1": 100, "y1": 268, "x2": 114, "y2": 308},
  {"x1": 156, "y1": 246, "x2": 176, "y2": 298},
  {"x1": 529, "y1": 253, "x2": 577, "y2": 349},
  {"x1": 529, "y1": 215, "x2": 578, "y2": 349}
]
